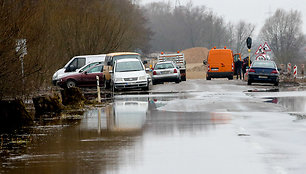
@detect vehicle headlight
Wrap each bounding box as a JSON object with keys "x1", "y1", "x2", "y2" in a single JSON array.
[
  {"x1": 138, "y1": 75, "x2": 147, "y2": 81},
  {"x1": 115, "y1": 78, "x2": 124, "y2": 82}
]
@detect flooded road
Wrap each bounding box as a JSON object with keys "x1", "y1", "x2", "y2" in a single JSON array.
[{"x1": 1, "y1": 80, "x2": 306, "y2": 174}]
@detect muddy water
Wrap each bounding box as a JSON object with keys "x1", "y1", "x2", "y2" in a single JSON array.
[{"x1": 1, "y1": 94, "x2": 231, "y2": 174}]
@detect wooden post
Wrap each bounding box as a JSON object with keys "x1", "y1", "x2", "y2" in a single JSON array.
[{"x1": 96, "y1": 76, "x2": 101, "y2": 103}]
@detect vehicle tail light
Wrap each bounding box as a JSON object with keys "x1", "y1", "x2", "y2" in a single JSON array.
[
  {"x1": 271, "y1": 70, "x2": 278, "y2": 74},
  {"x1": 249, "y1": 69, "x2": 255, "y2": 73},
  {"x1": 174, "y1": 69, "x2": 177, "y2": 73},
  {"x1": 232, "y1": 63, "x2": 234, "y2": 71},
  {"x1": 208, "y1": 64, "x2": 210, "y2": 71},
  {"x1": 153, "y1": 71, "x2": 157, "y2": 75}
]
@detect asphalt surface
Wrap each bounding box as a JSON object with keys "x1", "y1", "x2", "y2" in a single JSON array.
[{"x1": 1, "y1": 79, "x2": 306, "y2": 174}]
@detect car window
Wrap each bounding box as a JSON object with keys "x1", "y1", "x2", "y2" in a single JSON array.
[
  {"x1": 70, "y1": 58, "x2": 86, "y2": 69},
  {"x1": 252, "y1": 61, "x2": 276, "y2": 68},
  {"x1": 115, "y1": 61, "x2": 144, "y2": 72},
  {"x1": 87, "y1": 65, "x2": 102, "y2": 73},
  {"x1": 155, "y1": 63, "x2": 174, "y2": 69}
]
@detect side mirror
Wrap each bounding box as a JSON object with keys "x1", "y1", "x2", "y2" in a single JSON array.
[
  {"x1": 145, "y1": 68, "x2": 150, "y2": 71},
  {"x1": 107, "y1": 61, "x2": 111, "y2": 66},
  {"x1": 84, "y1": 71, "x2": 88, "y2": 75},
  {"x1": 203, "y1": 60, "x2": 207, "y2": 65},
  {"x1": 143, "y1": 60, "x2": 148, "y2": 64},
  {"x1": 109, "y1": 70, "x2": 113, "y2": 73}
]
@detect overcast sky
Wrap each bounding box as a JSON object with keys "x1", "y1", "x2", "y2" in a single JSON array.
[{"x1": 140, "y1": 0, "x2": 306, "y2": 37}]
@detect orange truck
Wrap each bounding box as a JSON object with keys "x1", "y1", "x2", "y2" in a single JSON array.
[{"x1": 205, "y1": 47, "x2": 235, "y2": 80}]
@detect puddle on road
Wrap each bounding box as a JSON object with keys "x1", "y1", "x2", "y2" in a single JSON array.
[
  {"x1": 246, "y1": 88, "x2": 279, "y2": 93},
  {"x1": 0, "y1": 95, "x2": 232, "y2": 174},
  {"x1": 264, "y1": 96, "x2": 306, "y2": 112}
]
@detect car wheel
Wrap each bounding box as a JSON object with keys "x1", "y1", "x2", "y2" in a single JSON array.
[
  {"x1": 247, "y1": 80, "x2": 252, "y2": 85},
  {"x1": 181, "y1": 76, "x2": 186, "y2": 81},
  {"x1": 228, "y1": 76, "x2": 233, "y2": 80},
  {"x1": 206, "y1": 76, "x2": 211, "y2": 80},
  {"x1": 66, "y1": 80, "x2": 76, "y2": 88}
]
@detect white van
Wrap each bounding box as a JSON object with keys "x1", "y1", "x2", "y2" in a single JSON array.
[{"x1": 52, "y1": 54, "x2": 106, "y2": 85}]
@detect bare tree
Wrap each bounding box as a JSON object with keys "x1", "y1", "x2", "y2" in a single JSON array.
[
  {"x1": 260, "y1": 9, "x2": 305, "y2": 63},
  {"x1": 234, "y1": 21, "x2": 255, "y2": 56}
]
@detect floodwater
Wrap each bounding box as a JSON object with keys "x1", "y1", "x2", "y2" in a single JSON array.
[
  {"x1": 1, "y1": 80, "x2": 306, "y2": 174},
  {"x1": 0, "y1": 93, "x2": 261, "y2": 174}
]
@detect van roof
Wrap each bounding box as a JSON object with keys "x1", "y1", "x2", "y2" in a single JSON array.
[
  {"x1": 106, "y1": 52, "x2": 140, "y2": 56},
  {"x1": 209, "y1": 49, "x2": 232, "y2": 53},
  {"x1": 74, "y1": 54, "x2": 106, "y2": 58}
]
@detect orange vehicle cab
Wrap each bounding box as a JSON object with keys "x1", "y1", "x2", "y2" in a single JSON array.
[{"x1": 206, "y1": 47, "x2": 234, "y2": 80}]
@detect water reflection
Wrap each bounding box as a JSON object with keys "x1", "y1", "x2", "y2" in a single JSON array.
[
  {"x1": 265, "y1": 97, "x2": 306, "y2": 112},
  {"x1": 277, "y1": 97, "x2": 306, "y2": 112}
]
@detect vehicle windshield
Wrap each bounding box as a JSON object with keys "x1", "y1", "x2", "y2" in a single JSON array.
[
  {"x1": 113, "y1": 55, "x2": 141, "y2": 64},
  {"x1": 252, "y1": 61, "x2": 276, "y2": 68},
  {"x1": 115, "y1": 61, "x2": 144, "y2": 72},
  {"x1": 155, "y1": 63, "x2": 174, "y2": 70}
]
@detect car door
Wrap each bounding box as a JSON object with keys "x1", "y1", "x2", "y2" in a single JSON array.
[{"x1": 81, "y1": 65, "x2": 103, "y2": 87}]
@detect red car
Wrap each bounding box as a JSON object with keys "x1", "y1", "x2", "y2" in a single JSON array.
[{"x1": 58, "y1": 64, "x2": 104, "y2": 88}]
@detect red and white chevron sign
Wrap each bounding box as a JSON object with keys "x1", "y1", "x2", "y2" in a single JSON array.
[
  {"x1": 288, "y1": 63, "x2": 291, "y2": 73},
  {"x1": 293, "y1": 65, "x2": 297, "y2": 78}
]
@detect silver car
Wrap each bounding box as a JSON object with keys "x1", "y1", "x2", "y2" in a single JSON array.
[{"x1": 152, "y1": 61, "x2": 181, "y2": 85}]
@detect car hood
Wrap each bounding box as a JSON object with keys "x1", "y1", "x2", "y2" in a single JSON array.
[
  {"x1": 114, "y1": 70, "x2": 147, "y2": 79},
  {"x1": 52, "y1": 68, "x2": 65, "y2": 80},
  {"x1": 53, "y1": 68, "x2": 82, "y2": 80}
]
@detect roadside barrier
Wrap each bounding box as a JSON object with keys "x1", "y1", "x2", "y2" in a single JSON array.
[
  {"x1": 287, "y1": 63, "x2": 291, "y2": 74},
  {"x1": 293, "y1": 65, "x2": 297, "y2": 79}
]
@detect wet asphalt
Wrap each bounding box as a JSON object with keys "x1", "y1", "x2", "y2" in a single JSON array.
[{"x1": 1, "y1": 79, "x2": 306, "y2": 174}]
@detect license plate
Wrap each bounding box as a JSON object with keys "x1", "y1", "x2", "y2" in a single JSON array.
[
  {"x1": 161, "y1": 71, "x2": 170, "y2": 74},
  {"x1": 126, "y1": 82, "x2": 136, "y2": 85},
  {"x1": 259, "y1": 76, "x2": 268, "y2": 79},
  {"x1": 211, "y1": 68, "x2": 219, "y2": 71}
]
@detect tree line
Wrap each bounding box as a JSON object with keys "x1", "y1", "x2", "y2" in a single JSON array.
[
  {"x1": 0, "y1": 0, "x2": 150, "y2": 98},
  {"x1": 144, "y1": 2, "x2": 305, "y2": 63},
  {"x1": 0, "y1": 0, "x2": 305, "y2": 98}
]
